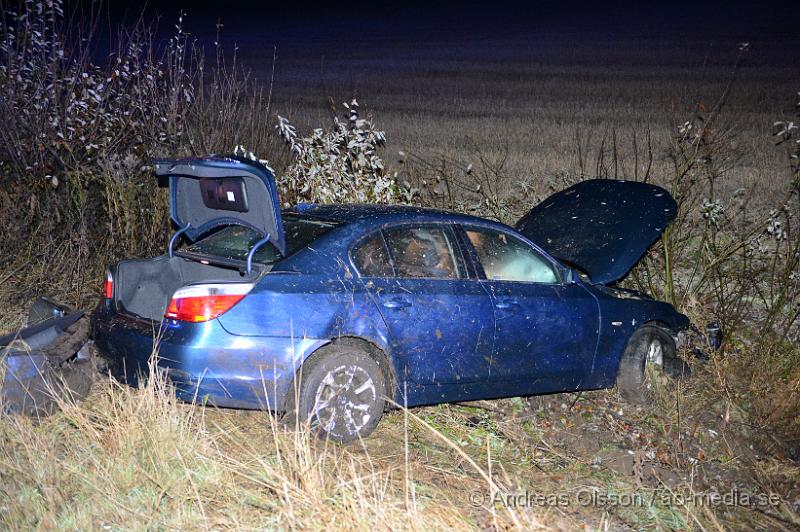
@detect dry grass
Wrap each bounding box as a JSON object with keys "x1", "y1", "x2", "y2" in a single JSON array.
[
  {"x1": 1, "y1": 349, "x2": 798, "y2": 530},
  {"x1": 0, "y1": 357, "x2": 556, "y2": 530},
  {"x1": 0, "y1": 370, "x2": 472, "y2": 530}
]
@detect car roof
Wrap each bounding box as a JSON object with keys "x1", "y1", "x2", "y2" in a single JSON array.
[
  {"x1": 287, "y1": 203, "x2": 499, "y2": 227},
  {"x1": 276, "y1": 203, "x2": 566, "y2": 277}
]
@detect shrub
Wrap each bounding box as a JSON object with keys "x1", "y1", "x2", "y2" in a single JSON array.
[{"x1": 276, "y1": 100, "x2": 404, "y2": 205}]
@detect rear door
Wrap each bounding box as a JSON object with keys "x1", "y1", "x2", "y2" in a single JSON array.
[
  {"x1": 352, "y1": 224, "x2": 496, "y2": 385},
  {"x1": 459, "y1": 225, "x2": 600, "y2": 387}
]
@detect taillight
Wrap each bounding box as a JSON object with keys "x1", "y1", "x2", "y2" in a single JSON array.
[
  {"x1": 103, "y1": 270, "x2": 113, "y2": 299},
  {"x1": 165, "y1": 283, "x2": 253, "y2": 323}
]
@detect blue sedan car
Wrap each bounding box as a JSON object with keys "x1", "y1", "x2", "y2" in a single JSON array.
[{"x1": 92, "y1": 156, "x2": 689, "y2": 442}]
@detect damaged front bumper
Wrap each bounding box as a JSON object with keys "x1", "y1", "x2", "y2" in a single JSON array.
[{"x1": 0, "y1": 298, "x2": 93, "y2": 416}]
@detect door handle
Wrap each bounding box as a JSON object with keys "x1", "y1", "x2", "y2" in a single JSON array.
[
  {"x1": 494, "y1": 300, "x2": 519, "y2": 310},
  {"x1": 382, "y1": 298, "x2": 411, "y2": 310}
]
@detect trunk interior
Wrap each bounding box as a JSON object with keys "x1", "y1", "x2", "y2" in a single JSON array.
[{"x1": 114, "y1": 255, "x2": 258, "y2": 321}]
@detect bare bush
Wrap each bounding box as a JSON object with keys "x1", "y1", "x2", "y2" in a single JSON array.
[
  {"x1": 276, "y1": 100, "x2": 404, "y2": 205},
  {"x1": 0, "y1": 2, "x2": 192, "y2": 179}
]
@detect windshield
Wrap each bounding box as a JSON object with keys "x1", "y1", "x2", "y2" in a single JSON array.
[{"x1": 183, "y1": 214, "x2": 339, "y2": 264}]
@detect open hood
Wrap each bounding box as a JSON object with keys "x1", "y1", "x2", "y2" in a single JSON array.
[
  {"x1": 154, "y1": 156, "x2": 285, "y2": 255},
  {"x1": 515, "y1": 179, "x2": 676, "y2": 285}
]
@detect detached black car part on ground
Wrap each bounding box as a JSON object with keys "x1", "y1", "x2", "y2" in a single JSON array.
[{"x1": 0, "y1": 298, "x2": 93, "y2": 415}]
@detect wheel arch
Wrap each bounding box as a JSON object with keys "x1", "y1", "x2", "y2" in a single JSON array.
[
  {"x1": 288, "y1": 335, "x2": 398, "y2": 410},
  {"x1": 637, "y1": 319, "x2": 680, "y2": 347},
  {"x1": 616, "y1": 319, "x2": 687, "y2": 403},
  {"x1": 641, "y1": 319, "x2": 676, "y2": 331}
]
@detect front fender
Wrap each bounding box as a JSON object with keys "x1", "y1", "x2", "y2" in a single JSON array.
[{"x1": 592, "y1": 294, "x2": 689, "y2": 387}]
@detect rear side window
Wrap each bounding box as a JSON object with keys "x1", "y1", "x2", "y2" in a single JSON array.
[
  {"x1": 466, "y1": 227, "x2": 558, "y2": 283},
  {"x1": 352, "y1": 233, "x2": 393, "y2": 277},
  {"x1": 384, "y1": 226, "x2": 463, "y2": 279},
  {"x1": 185, "y1": 214, "x2": 339, "y2": 264}
]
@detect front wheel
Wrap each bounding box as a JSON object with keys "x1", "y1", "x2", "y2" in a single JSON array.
[
  {"x1": 617, "y1": 325, "x2": 689, "y2": 403},
  {"x1": 284, "y1": 344, "x2": 387, "y2": 443}
]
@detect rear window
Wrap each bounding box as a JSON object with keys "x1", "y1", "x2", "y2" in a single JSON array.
[
  {"x1": 352, "y1": 232, "x2": 394, "y2": 277},
  {"x1": 184, "y1": 214, "x2": 339, "y2": 264},
  {"x1": 384, "y1": 225, "x2": 464, "y2": 279}
]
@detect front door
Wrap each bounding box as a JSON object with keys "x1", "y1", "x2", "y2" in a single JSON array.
[
  {"x1": 352, "y1": 225, "x2": 495, "y2": 385},
  {"x1": 461, "y1": 226, "x2": 600, "y2": 388}
]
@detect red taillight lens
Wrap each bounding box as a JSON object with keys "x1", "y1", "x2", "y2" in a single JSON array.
[
  {"x1": 165, "y1": 283, "x2": 253, "y2": 323},
  {"x1": 103, "y1": 270, "x2": 113, "y2": 299}
]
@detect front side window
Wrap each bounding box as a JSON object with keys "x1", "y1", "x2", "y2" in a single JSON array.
[
  {"x1": 384, "y1": 226, "x2": 462, "y2": 279},
  {"x1": 352, "y1": 232, "x2": 393, "y2": 277},
  {"x1": 466, "y1": 227, "x2": 558, "y2": 283}
]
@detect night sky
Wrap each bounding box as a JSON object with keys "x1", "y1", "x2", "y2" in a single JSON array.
[{"x1": 98, "y1": 1, "x2": 799, "y2": 47}]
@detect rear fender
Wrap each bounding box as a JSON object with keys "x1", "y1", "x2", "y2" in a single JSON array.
[{"x1": 218, "y1": 273, "x2": 391, "y2": 343}]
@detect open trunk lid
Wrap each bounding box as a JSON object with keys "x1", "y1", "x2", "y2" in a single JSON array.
[
  {"x1": 515, "y1": 179, "x2": 677, "y2": 285},
  {"x1": 154, "y1": 156, "x2": 286, "y2": 255}
]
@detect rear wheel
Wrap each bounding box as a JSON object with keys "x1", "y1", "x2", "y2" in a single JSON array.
[
  {"x1": 284, "y1": 344, "x2": 387, "y2": 443},
  {"x1": 617, "y1": 325, "x2": 689, "y2": 403}
]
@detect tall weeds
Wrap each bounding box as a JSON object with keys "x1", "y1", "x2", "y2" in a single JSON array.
[{"x1": 0, "y1": 1, "x2": 282, "y2": 301}]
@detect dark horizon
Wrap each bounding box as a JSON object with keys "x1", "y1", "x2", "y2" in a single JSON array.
[{"x1": 91, "y1": 1, "x2": 800, "y2": 46}]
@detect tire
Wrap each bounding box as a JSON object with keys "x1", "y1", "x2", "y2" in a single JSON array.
[
  {"x1": 284, "y1": 344, "x2": 387, "y2": 443},
  {"x1": 617, "y1": 325, "x2": 690, "y2": 404}
]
